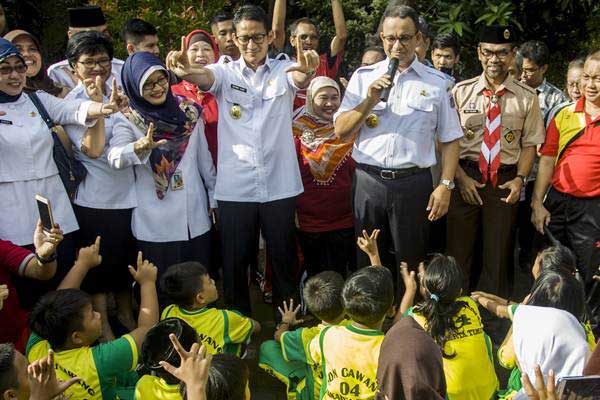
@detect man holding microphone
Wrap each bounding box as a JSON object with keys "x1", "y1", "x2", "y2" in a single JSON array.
[{"x1": 334, "y1": 5, "x2": 462, "y2": 273}]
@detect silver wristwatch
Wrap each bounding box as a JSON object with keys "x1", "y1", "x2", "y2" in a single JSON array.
[{"x1": 439, "y1": 179, "x2": 455, "y2": 190}]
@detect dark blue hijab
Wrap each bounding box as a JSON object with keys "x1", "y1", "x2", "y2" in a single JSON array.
[
  {"x1": 0, "y1": 38, "x2": 25, "y2": 103},
  {"x1": 121, "y1": 51, "x2": 188, "y2": 133}
]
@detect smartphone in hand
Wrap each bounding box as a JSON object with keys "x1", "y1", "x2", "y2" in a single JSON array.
[{"x1": 35, "y1": 194, "x2": 55, "y2": 233}]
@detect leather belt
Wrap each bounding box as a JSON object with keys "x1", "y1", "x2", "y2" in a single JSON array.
[
  {"x1": 357, "y1": 163, "x2": 427, "y2": 180},
  {"x1": 460, "y1": 159, "x2": 517, "y2": 173}
]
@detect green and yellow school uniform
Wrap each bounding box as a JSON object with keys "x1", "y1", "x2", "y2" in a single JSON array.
[
  {"x1": 259, "y1": 320, "x2": 351, "y2": 400},
  {"x1": 409, "y1": 296, "x2": 498, "y2": 400},
  {"x1": 308, "y1": 324, "x2": 384, "y2": 400},
  {"x1": 161, "y1": 305, "x2": 253, "y2": 356},
  {"x1": 26, "y1": 332, "x2": 139, "y2": 400},
  {"x1": 134, "y1": 375, "x2": 182, "y2": 400}
]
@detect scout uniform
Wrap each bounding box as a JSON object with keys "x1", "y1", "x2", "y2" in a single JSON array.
[
  {"x1": 409, "y1": 297, "x2": 499, "y2": 400},
  {"x1": 446, "y1": 25, "x2": 545, "y2": 296},
  {"x1": 134, "y1": 375, "x2": 182, "y2": 400},
  {"x1": 27, "y1": 332, "x2": 139, "y2": 400},
  {"x1": 161, "y1": 305, "x2": 254, "y2": 356}
]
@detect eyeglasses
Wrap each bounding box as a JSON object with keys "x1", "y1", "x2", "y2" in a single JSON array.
[
  {"x1": 479, "y1": 48, "x2": 512, "y2": 60},
  {"x1": 298, "y1": 34, "x2": 319, "y2": 41},
  {"x1": 77, "y1": 58, "x2": 111, "y2": 69},
  {"x1": 143, "y1": 76, "x2": 168, "y2": 92},
  {"x1": 382, "y1": 33, "x2": 417, "y2": 46},
  {"x1": 0, "y1": 63, "x2": 27, "y2": 75},
  {"x1": 235, "y1": 33, "x2": 267, "y2": 45},
  {"x1": 521, "y1": 67, "x2": 540, "y2": 76}
]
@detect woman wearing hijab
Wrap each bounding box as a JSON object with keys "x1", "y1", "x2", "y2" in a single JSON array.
[
  {"x1": 293, "y1": 76, "x2": 356, "y2": 277},
  {"x1": 108, "y1": 52, "x2": 216, "y2": 294},
  {"x1": 512, "y1": 305, "x2": 590, "y2": 400},
  {"x1": 376, "y1": 316, "x2": 447, "y2": 400},
  {"x1": 4, "y1": 30, "x2": 68, "y2": 97},
  {"x1": 171, "y1": 29, "x2": 219, "y2": 166},
  {"x1": 0, "y1": 38, "x2": 117, "y2": 304}
]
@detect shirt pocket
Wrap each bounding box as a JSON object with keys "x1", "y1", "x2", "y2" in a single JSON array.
[
  {"x1": 462, "y1": 114, "x2": 485, "y2": 142},
  {"x1": 501, "y1": 115, "x2": 524, "y2": 150},
  {"x1": 262, "y1": 77, "x2": 288, "y2": 116},
  {"x1": 405, "y1": 95, "x2": 437, "y2": 134},
  {"x1": 223, "y1": 87, "x2": 254, "y2": 124}
]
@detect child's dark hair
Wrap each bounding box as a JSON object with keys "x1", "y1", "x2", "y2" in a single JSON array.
[
  {"x1": 181, "y1": 354, "x2": 249, "y2": 400},
  {"x1": 29, "y1": 289, "x2": 91, "y2": 349},
  {"x1": 537, "y1": 245, "x2": 580, "y2": 280},
  {"x1": 140, "y1": 318, "x2": 198, "y2": 385},
  {"x1": 342, "y1": 266, "x2": 394, "y2": 327},
  {"x1": 0, "y1": 343, "x2": 17, "y2": 394},
  {"x1": 413, "y1": 254, "x2": 466, "y2": 359},
  {"x1": 527, "y1": 269, "x2": 585, "y2": 322},
  {"x1": 160, "y1": 262, "x2": 208, "y2": 308},
  {"x1": 303, "y1": 271, "x2": 345, "y2": 322}
]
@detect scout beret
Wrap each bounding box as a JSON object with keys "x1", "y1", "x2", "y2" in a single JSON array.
[{"x1": 478, "y1": 25, "x2": 517, "y2": 44}]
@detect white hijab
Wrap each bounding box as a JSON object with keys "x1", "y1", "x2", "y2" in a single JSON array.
[
  {"x1": 513, "y1": 305, "x2": 590, "y2": 399},
  {"x1": 305, "y1": 76, "x2": 340, "y2": 118}
]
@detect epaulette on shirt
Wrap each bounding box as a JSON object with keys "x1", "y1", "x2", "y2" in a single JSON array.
[
  {"x1": 275, "y1": 53, "x2": 291, "y2": 61},
  {"x1": 422, "y1": 65, "x2": 448, "y2": 82},
  {"x1": 512, "y1": 79, "x2": 537, "y2": 95},
  {"x1": 454, "y1": 76, "x2": 479, "y2": 89},
  {"x1": 354, "y1": 60, "x2": 384, "y2": 74}
]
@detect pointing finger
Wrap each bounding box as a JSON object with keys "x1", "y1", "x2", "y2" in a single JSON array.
[{"x1": 146, "y1": 122, "x2": 155, "y2": 139}]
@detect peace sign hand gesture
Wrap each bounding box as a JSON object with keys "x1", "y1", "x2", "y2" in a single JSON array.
[
  {"x1": 286, "y1": 36, "x2": 320, "y2": 75},
  {"x1": 83, "y1": 75, "x2": 104, "y2": 102},
  {"x1": 166, "y1": 36, "x2": 193, "y2": 78},
  {"x1": 133, "y1": 123, "x2": 167, "y2": 156}
]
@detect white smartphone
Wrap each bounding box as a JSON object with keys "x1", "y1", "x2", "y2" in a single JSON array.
[{"x1": 35, "y1": 194, "x2": 55, "y2": 233}]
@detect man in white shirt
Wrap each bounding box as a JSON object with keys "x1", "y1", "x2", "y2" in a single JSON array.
[
  {"x1": 167, "y1": 4, "x2": 319, "y2": 315},
  {"x1": 47, "y1": 6, "x2": 123, "y2": 90},
  {"x1": 334, "y1": 5, "x2": 462, "y2": 275}
]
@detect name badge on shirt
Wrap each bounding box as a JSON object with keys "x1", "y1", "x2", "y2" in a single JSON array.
[
  {"x1": 463, "y1": 102, "x2": 479, "y2": 114},
  {"x1": 172, "y1": 170, "x2": 184, "y2": 190},
  {"x1": 0, "y1": 119, "x2": 13, "y2": 125},
  {"x1": 231, "y1": 84, "x2": 248, "y2": 93}
]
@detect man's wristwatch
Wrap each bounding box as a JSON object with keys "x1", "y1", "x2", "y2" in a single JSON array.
[
  {"x1": 35, "y1": 252, "x2": 56, "y2": 264},
  {"x1": 517, "y1": 175, "x2": 528, "y2": 185},
  {"x1": 439, "y1": 179, "x2": 456, "y2": 190}
]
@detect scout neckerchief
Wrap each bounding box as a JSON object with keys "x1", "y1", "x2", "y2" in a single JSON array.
[{"x1": 480, "y1": 88, "x2": 506, "y2": 187}]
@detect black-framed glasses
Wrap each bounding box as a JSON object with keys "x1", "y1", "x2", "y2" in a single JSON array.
[
  {"x1": 142, "y1": 76, "x2": 168, "y2": 92},
  {"x1": 298, "y1": 33, "x2": 319, "y2": 41},
  {"x1": 236, "y1": 33, "x2": 267, "y2": 44},
  {"x1": 77, "y1": 58, "x2": 111, "y2": 69},
  {"x1": 382, "y1": 33, "x2": 417, "y2": 46},
  {"x1": 0, "y1": 63, "x2": 27, "y2": 75},
  {"x1": 479, "y1": 47, "x2": 512, "y2": 60}
]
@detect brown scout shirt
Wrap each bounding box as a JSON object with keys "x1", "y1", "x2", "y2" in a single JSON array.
[{"x1": 452, "y1": 74, "x2": 545, "y2": 165}]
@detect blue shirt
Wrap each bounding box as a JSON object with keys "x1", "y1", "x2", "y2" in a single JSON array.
[{"x1": 335, "y1": 57, "x2": 462, "y2": 169}]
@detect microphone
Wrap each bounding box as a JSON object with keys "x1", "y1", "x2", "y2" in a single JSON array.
[{"x1": 380, "y1": 57, "x2": 399, "y2": 102}]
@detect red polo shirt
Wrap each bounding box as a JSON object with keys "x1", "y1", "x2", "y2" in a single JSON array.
[
  {"x1": 0, "y1": 240, "x2": 34, "y2": 351},
  {"x1": 540, "y1": 97, "x2": 600, "y2": 198}
]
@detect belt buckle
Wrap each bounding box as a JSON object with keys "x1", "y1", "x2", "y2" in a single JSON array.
[{"x1": 380, "y1": 169, "x2": 395, "y2": 180}]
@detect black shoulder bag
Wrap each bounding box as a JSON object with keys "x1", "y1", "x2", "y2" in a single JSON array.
[{"x1": 27, "y1": 92, "x2": 87, "y2": 200}]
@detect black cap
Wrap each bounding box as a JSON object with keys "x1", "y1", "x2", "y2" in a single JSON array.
[
  {"x1": 68, "y1": 6, "x2": 106, "y2": 28},
  {"x1": 478, "y1": 25, "x2": 516, "y2": 44}
]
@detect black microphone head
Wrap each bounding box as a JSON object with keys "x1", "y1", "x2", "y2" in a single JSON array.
[{"x1": 381, "y1": 58, "x2": 400, "y2": 102}]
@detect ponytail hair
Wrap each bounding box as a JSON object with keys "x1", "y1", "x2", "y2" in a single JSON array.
[{"x1": 413, "y1": 254, "x2": 466, "y2": 359}]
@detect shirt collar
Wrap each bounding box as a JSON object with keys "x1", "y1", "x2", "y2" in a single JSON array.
[
  {"x1": 574, "y1": 96, "x2": 586, "y2": 113},
  {"x1": 239, "y1": 55, "x2": 272, "y2": 73},
  {"x1": 475, "y1": 73, "x2": 518, "y2": 94},
  {"x1": 383, "y1": 56, "x2": 423, "y2": 78},
  {"x1": 536, "y1": 79, "x2": 550, "y2": 95}
]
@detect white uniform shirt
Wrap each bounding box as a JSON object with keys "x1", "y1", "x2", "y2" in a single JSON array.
[
  {"x1": 47, "y1": 58, "x2": 124, "y2": 90},
  {"x1": 0, "y1": 91, "x2": 92, "y2": 245},
  {"x1": 335, "y1": 57, "x2": 463, "y2": 169},
  {"x1": 108, "y1": 114, "x2": 217, "y2": 242},
  {"x1": 64, "y1": 82, "x2": 136, "y2": 210},
  {"x1": 206, "y1": 55, "x2": 303, "y2": 202}
]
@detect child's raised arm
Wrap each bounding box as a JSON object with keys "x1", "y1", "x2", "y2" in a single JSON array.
[
  {"x1": 128, "y1": 252, "x2": 159, "y2": 351},
  {"x1": 357, "y1": 229, "x2": 382, "y2": 266},
  {"x1": 57, "y1": 236, "x2": 102, "y2": 290}
]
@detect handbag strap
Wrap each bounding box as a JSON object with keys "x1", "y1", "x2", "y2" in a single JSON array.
[{"x1": 26, "y1": 92, "x2": 56, "y2": 130}]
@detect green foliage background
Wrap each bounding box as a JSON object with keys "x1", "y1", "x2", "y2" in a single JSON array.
[{"x1": 3, "y1": 0, "x2": 600, "y2": 87}]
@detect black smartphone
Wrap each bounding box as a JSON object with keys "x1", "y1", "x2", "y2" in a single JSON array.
[
  {"x1": 35, "y1": 194, "x2": 55, "y2": 233},
  {"x1": 557, "y1": 375, "x2": 600, "y2": 399}
]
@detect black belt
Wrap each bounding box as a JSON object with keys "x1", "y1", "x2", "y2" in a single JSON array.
[
  {"x1": 357, "y1": 163, "x2": 428, "y2": 180},
  {"x1": 460, "y1": 159, "x2": 517, "y2": 173}
]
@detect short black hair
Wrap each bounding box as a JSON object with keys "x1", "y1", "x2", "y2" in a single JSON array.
[
  {"x1": 121, "y1": 18, "x2": 157, "y2": 45},
  {"x1": 140, "y1": 318, "x2": 198, "y2": 384},
  {"x1": 289, "y1": 17, "x2": 319, "y2": 36},
  {"x1": 303, "y1": 271, "x2": 345, "y2": 322},
  {"x1": 519, "y1": 40, "x2": 550, "y2": 67},
  {"x1": 537, "y1": 245, "x2": 577, "y2": 275},
  {"x1": 160, "y1": 262, "x2": 208, "y2": 308},
  {"x1": 211, "y1": 13, "x2": 233, "y2": 26},
  {"x1": 382, "y1": 5, "x2": 420, "y2": 32},
  {"x1": 527, "y1": 270, "x2": 585, "y2": 322},
  {"x1": 66, "y1": 31, "x2": 114, "y2": 68},
  {"x1": 568, "y1": 57, "x2": 585, "y2": 71},
  {"x1": 233, "y1": 5, "x2": 270, "y2": 32},
  {"x1": 204, "y1": 354, "x2": 249, "y2": 400},
  {"x1": 432, "y1": 33, "x2": 460, "y2": 55},
  {"x1": 417, "y1": 15, "x2": 430, "y2": 38},
  {"x1": 29, "y1": 289, "x2": 91, "y2": 349},
  {"x1": 363, "y1": 46, "x2": 385, "y2": 57},
  {"x1": 0, "y1": 344, "x2": 17, "y2": 395},
  {"x1": 342, "y1": 266, "x2": 394, "y2": 326}
]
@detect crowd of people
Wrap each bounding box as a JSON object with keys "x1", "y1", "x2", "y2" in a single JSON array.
[{"x1": 0, "y1": 1, "x2": 599, "y2": 400}]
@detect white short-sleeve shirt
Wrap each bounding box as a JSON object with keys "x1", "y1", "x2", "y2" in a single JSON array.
[
  {"x1": 64, "y1": 82, "x2": 137, "y2": 210},
  {"x1": 205, "y1": 55, "x2": 303, "y2": 202},
  {"x1": 335, "y1": 57, "x2": 463, "y2": 169}
]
